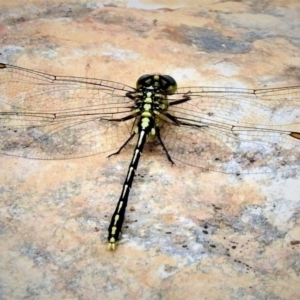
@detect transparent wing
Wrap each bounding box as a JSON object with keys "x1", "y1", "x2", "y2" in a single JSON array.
[
  {"x1": 0, "y1": 63, "x2": 135, "y2": 159},
  {"x1": 161, "y1": 86, "x2": 300, "y2": 174},
  {"x1": 1, "y1": 63, "x2": 300, "y2": 174}
]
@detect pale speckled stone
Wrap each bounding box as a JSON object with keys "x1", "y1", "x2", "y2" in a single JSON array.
[{"x1": 0, "y1": 0, "x2": 300, "y2": 299}]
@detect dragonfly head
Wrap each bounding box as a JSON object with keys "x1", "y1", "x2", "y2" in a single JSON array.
[{"x1": 136, "y1": 74, "x2": 177, "y2": 95}]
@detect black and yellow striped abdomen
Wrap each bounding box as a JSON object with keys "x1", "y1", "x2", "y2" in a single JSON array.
[{"x1": 107, "y1": 74, "x2": 178, "y2": 250}]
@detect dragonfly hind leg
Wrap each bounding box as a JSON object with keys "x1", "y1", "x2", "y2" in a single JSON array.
[
  {"x1": 156, "y1": 127, "x2": 175, "y2": 165},
  {"x1": 107, "y1": 133, "x2": 136, "y2": 158}
]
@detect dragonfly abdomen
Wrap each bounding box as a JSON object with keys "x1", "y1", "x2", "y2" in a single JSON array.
[{"x1": 107, "y1": 116, "x2": 155, "y2": 250}]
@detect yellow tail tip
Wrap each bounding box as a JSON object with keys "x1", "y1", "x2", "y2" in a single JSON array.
[{"x1": 107, "y1": 238, "x2": 118, "y2": 251}]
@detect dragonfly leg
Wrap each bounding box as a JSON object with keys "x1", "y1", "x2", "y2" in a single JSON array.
[
  {"x1": 108, "y1": 133, "x2": 136, "y2": 158},
  {"x1": 169, "y1": 95, "x2": 191, "y2": 106},
  {"x1": 156, "y1": 127, "x2": 175, "y2": 165}
]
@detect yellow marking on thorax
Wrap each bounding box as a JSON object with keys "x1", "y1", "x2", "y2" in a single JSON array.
[
  {"x1": 142, "y1": 112, "x2": 152, "y2": 118},
  {"x1": 143, "y1": 103, "x2": 151, "y2": 111}
]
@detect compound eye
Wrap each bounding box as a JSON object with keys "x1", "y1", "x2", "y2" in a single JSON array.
[
  {"x1": 160, "y1": 75, "x2": 176, "y2": 86},
  {"x1": 136, "y1": 74, "x2": 152, "y2": 88},
  {"x1": 159, "y1": 75, "x2": 177, "y2": 94}
]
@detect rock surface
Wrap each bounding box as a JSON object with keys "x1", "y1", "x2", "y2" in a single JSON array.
[{"x1": 0, "y1": 0, "x2": 300, "y2": 299}]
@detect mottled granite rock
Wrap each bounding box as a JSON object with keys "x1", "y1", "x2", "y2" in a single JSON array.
[{"x1": 0, "y1": 0, "x2": 300, "y2": 299}]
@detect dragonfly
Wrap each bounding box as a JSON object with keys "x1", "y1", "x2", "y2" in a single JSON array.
[{"x1": 0, "y1": 62, "x2": 299, "y2": 250}]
